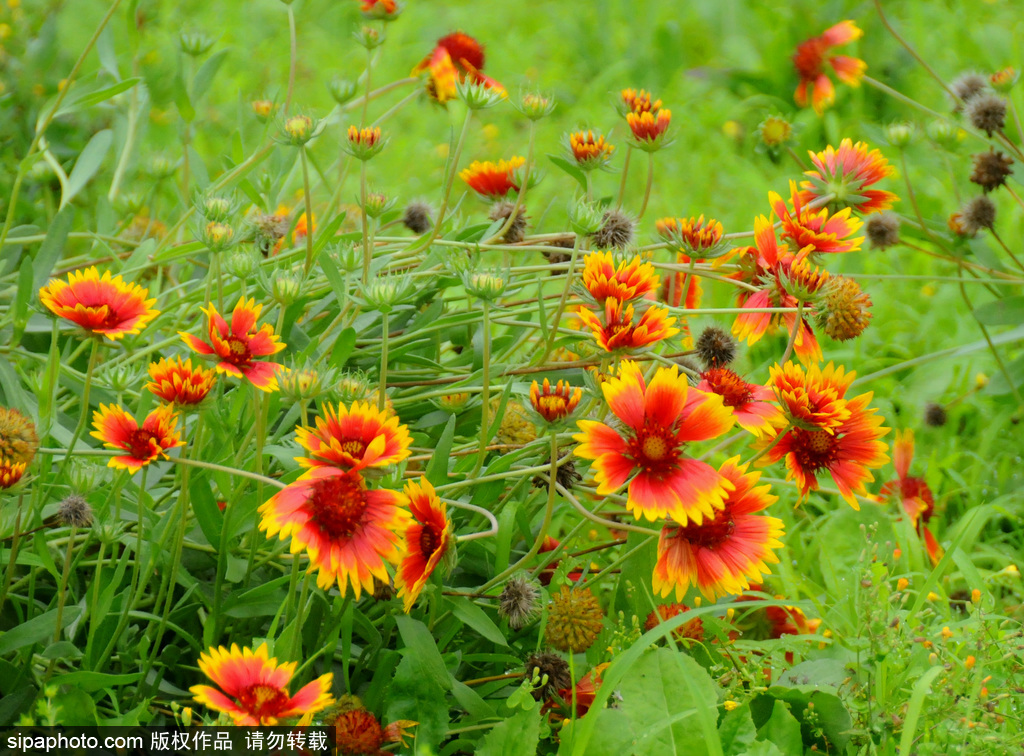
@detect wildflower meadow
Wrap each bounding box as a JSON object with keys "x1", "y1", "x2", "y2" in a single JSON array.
[{"x1": 1, "y1": 0, "x2": 1023, "y2": 754}]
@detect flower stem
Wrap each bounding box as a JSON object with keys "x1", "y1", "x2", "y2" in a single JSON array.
[
  {"x1": 426, "y1": 108, "x2": 474, "y2": 247},
  {"x1": 0, "y1": 493, "x2": 25, "y2": 617},
  {"x1": 289, "y1": 571, "x2": 313, "y2": 661},
  {"x1": 300, "y1": 146, "x2": 316, "y2": 274},
  {"x1": 379, "y1": 310, "x2": 390, "y2": 411},
  {"x1": 57, "y1": 338, "x2": 101, "y2": 478},
  {"x1": 471, "y1": 300, "x2": 492, "y2": 478},
  {"x1": 360, "y1": 160, "x2": 372, "y2": 284},
  {"x1": 244, "y1": 389, "x2": 270, "y2": 589},
  {"x1": 284, "y1": 5, "x2": 297, "y2": 114},
  {"x1": 779, "y1": 301, "x2": 804, "y2": 364},
  {"x1": 637, "y1": 152, "x2": 655, "y2": 219},
  {"x1": 872, "y1": 0, "x2": 955, "y2": 98},
  {"x1": 543, "y1": 232, "x2": 583, "y2": 361},
  {"x1": 51, "y1": 525, "x2": 78, "y2": 644},
  {"x1": 615, "y1": 145, "x2": 634, "y2": 210},
  {"x1": 487, "y1": 121, "x2": 536, "y2": 244}
]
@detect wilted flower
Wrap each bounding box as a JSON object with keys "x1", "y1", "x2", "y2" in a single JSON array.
[
  {"x1": 57, "y1": 494, "x2": 93, "y2": 528},
  {"x1": 401, "y1": 201, "x2": 433, "y2": 233},
  {"x1": 965, "y1": 93, "x2": 1007, "y2": 136},
  {"x1": 591, "y1": 208, "x2": 635, "y2": 250},
  {"x1": 970, "y1": 150, "x2": 1013, "y2": 192},
  {"x1": 815, "y1": 275, "x2": 873, "y2": 341},
  {"x1": 499, "y1": 575, "x2": 540, "y2": 629},
  {"x1": 960, "y1": 195, "x2": 997, "y2": 234},
  {"x1": 865, "y1": 212, "x2": 901, "y2": 250},
  {"x1": 0, "y1": 407, "x2": 38, "y2": 466}
]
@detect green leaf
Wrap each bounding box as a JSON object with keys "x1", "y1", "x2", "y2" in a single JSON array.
[
  {"x1": 32, "y1": 205, "x2": 75, "y2": 291},
  {"x1": 174, "y1": 73, "x2": 195, "y2": 122},
  {"x1": 615, "y1": 647, "x2": 718, "y2": 756},
  {"x1": 63, "y1": 129, "x2": 113, "y2": 208},
  {"x1": 189, "y1": 476, "x2": 223, "y2": 546},
  {"x1": 899, "y1": 666, "x2": 942, "y2": 754},
  {"x1": 477, "y1": 700, "x2": 542, "y2": 756},
  {"x1": 756, "y1": 700, "x2": 802, "y2": 755},
  {"x1": 192, "y1": 49, "x2": 229, "y2": 101},
  {"x1": 53, "y1": 671, "x2": 141, "y2": 693},
  {"x1": 319, "y1": 251, "x2": 348, "y2": 304},
  {"x1": 53, "y1": 687, "x2": 98, "y2": 725},
  {"x1": 738, "y1": 742, "x2": 784, "y2": 756},
  {"x1": 59, "y1": 78, "x2": 141, "y2": 114},
  {"x1": 426, "y1": 415, "x2": 457, "y2": 487},
  {"x1": 448, "y1": 596, "x2": 508, "y2": 646},
  {"x1": 973, "y1": 295, "x2": 1024, "y2": 326},
  {"x1": 312, "y1": 211, "x2": 348, "y2": 255},
  {"x1": 719, "y1": 705, "x2": 758, "y2": 756},
  {"x1": 0, "y1": 607, "x2": 82, "y2": 655},
  {"x1": 394, "y1": 615, "x2": 452, "y2": 691},
  {"x1": 327, "y1": 328, "x2": 357, "y2": 372},
  {"x1": 385, "y1": 654, "x2": 450, "y2": 750},
  {"x1": 547, "y1": 154, "x2": 588, "y2": 193},
  {"x1": 223, "y1": 575, "x2": 290, "y2": 618}
]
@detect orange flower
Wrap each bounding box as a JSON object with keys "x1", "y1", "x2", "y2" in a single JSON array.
[
  {"x1": 530, "y1": 379, "x2": 583, "y2": 423},
  {"x1": 621, "y1": 88, "x2": 662, "y2": 114},
  {"x1": 792, "y1": 20, "x2": 866, "y2": 115},
  {"x1": 146, "y1": 356, "x2": 216, "y2": 406},
  {"x1": 577, "y1": 297, "x2": 679, "y2": 353},
  {"x1": 412, "y1": 32, "x2": 489, "y2": 104},
  {"x1": 179, "y1": 297, "x2": 286, "y2": 392},
  {"x1": 698, "y1": 368, "x2": 784, "y2": 439},
  {"x1": 653, "y1": 457, "x2": 783, "y2": 601},
  {"x1": 644, "y1": 603, "x2": 704, "y2": 642},
  {"x1": 335, "y1": 707, "x2": 416, "y2": 756},
  {"x1": 655, "y1": 215, "x2": 724, "y2": 254},
  {"x1": 798, "y1": 139, "x2": 898, "y2": 215},
  {"x1": 761, "y1": 363, "x2": 889, "y2": 506},
  {"x1": 459, "y1": 157, "x2": 523, "y2": 198},
  {"x1": 731, "y1": 216, "x2": 827, "y2": 364},
  {"x1": 348, "y1": 125, "x2": 381, "y2": 148},
  {"x1": 190, "y1": 644, "x2": 333, "y2": 725},
  {"x1": 554, "y1": 663, "x2": 609, "y2": 720},
  {"x1": 881, "y1": 430, "x2": 942, "y2": 566},
  {"x1": 627, "y1": 109, "x2": 671, "y2": 145},
  {"x1": 39, "y1": 267, "x2": 159, "y2": 340},
  {"x1": 90, "y1": 404, "x2": 183, "y2": 471},
  {"x1": 581, "y1": 251, "x2": 659, "y2": 304},
  {"x1": 395, "y1": 477, "x2": 452, "y2": 612},
  {"x1": 574, "y1": 361, "x2": 736, "y2": 523},
  {"x1": 294, "y1": 401, "x2": 412, "y2": 472},
  {"x1": 569, "y1": 130, "x2": 615, "y2": 169},
  {"x1": 258, "y1": 467, "x2": 411, "y2": 595},
  {"x1": 0, "y1": 457, "x2": 27, "y2": 488},
  {"x1": 359, "y1": 0, "x2": 399, "y2": 19},
  {"x1": 770, "y1": 180, "x2": 863, "y2": 256}
]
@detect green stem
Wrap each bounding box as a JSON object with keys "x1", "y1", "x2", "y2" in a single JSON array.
[
  {"x1": 51, "y1": 525, "x2": 78, "y2": 644},
  {"x1": 615, "y1": 145, "x2": 634, "y2": 210},
  {"x1": 486, "y1": 121, "x2": 536, "y2": 244},
  {"x1": 0, "y1": 493, "x2": 26, "y2": 617},
  {"x1": 360, "y1": 159, "x2": 371, "y2": 284},
  {"x1": 379, "y1": 310, "x2": 389, "y2": 411},
  {"x1": 57, "y1": 339, "x2": 101, "y2": 478},
  {"x1": 289, "y1": 572, "x2": 313, "y2": 661},
  {"x1": 872, "y1": 0, "x2": 955, "y2": 98},
  {"x1": 779, "y1": 301, "x2": 804, "y2": 365},
  {"x1": 471, "y1": 300, "x2": 492, "y2": 478},
  {"x1": 284, "y1": 5, "x2": 297, "y2": 114},
  {"x1": 569, "y1": 652, "x2": 578, "y2": 724},
  {"x1": 543, "y1": 232, "x2": 583, "y2": 360},
  {"x1": 244, "y1": 390, "x2": 270, "y2": 589},
  {"x1": 425, "y1": 108, "x2": 474, "y2": 247},
  {"x1": 300, "y1": 146, "x2": 316, "y2": 274},
  {"x1": 637, "y1": 151, "x2": 654, "y2": 219}
]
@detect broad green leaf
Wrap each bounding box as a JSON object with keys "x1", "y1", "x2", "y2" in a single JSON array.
[
  {"x1": 477, "y1": 701, "x2": 542, "y2": 756},
  {"x1": 174, "y1": 73, "x2": 195, "y2": 122},
  {"x1": 53, "y1": 687, "x2": 98, "y2": 725},
  {"x1": 59, "y1": 77, "x2": 141, "y2": 114},
  {"x1": 756, "y1": 700, "x2": 802, "y2": 754},
  {"x1": 426, "y1": 415, "x2": 457, "y2": 487},
  {"x1": 189, "y1": 476, "x2": 223, "y2": 546},
  {"x1": 63, "y1": 129, "x2": 113, "y2": 208},
  {"x1": 0, "y1": 607, "x2": 82, "y2": 655},
  {"x1": 899, "y1": 667, "x2": 942, "y2": 755},
  {"x1": 448, "y1": 596, "x2": 508, "y2": 646},
  {"x1": 54, "y1": 671, "x2": 141, "y2": 693},
  {"x1": 973, "y1": 295, "x2": 1024, "y2": 326},
  {"x1": 719, "y1": 704, "x2": 758, "y2": 756},
  {"x1": 192, "y1": 49, "x2": 229, "y2": 101},
  {"x1": 547, "y1": 154, "x2": 588, "y2": 193},
  {"x1": 394, "y1": 615, "x2": 452, "y2": 691},
  {"x1": 385, "y1": 654, "x2": 450, "y2": 750}
]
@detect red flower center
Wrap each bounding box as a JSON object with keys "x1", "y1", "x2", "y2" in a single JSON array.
[
  {"x1": 237, "y1": 684, "x2": 289, "y2": 720},
  {"x1": 225, "y1": 336, "x2": 251, "y2": 365},
  {"x1": 97, "y1": 304, "x2": 124, "y2": 329},
  {"x1": 628, "y1": 424, "x2": 680, "y2": 473},
  {"x1": 793, "y1": 38, "x2": 828, "y2": 78},
  {"x1": 340, "y1": 439, "x2": 368, "y2": 459},
  {"x1": 791, "y1": 429, "x2": 838, "y2": 471},
  {"x1": 127, "y1": 429, "x2": 159, "y2": 460},
  {"x1": 702, "y1": 368, "x2": 754, "y2": 408},
  {"x1": 336, "y1": 709, "x2": 385, "y2": 754},
  {"x1": 307, "y1": 474, "x2": 368, "y2": 539},
  {"x1": 419, "y1": 524, "x2": 441, "y2": 559},
  {"x1": 675, "y1": 504, "x2": 735, "y2": 549}
]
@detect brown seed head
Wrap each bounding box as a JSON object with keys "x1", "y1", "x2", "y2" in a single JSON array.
[
  {"x1": 545, "y1": 586, "x2": 604, "y2": 653},
  {"x1": 57, "y1": 494, "x2": 93, "y2": 529},
  {"x1": 695, "y1": 325, "x2": 737, "y2": 369},
  {"x1": 865, "y1": 212, "x2": 901, "y2": 250},
  {"x1": 961, "y1": 195, "x2": 997, "y2": 233},
  {"x1": 966, "y1": 93, "x2": 1008, "y2": 136},
  {"x1": 970, "y1": 150, "x2": 1013, "y2": 192},
  {"x1": 816, "y1": 276, "x2": 873, "y2": 342},
  {"x1": 525, "y1": 652, "x2": 570, "y2": 700},
  {"x1": 591, "y1": 209, "x2": 635, "y2": 250},
  {"x1": 488, "y1": 200, "x2": 528, "y2": 243}
]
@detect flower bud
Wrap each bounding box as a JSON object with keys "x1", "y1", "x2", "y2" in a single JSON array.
[
  {"x1": 280, "y1": 114, "x2": 320, "y2": 146},
  {"x1": 269, "y1": 269, "x2": 303, "y2": 306},
  {"x1": 327, "y1": 77, "x2": 358, "y2": 106},
  {"x1": 198, "y1": 195, "x2": 235, "y2": 222},
  {"x1": 462, "y1": 270, "x2": 507, "y2": 302},
  {"x1": 362, "y1": 274, "x2": 413, "y2": 314},
  {"x1": 147, "y1": 155, "x2": 178, "y2": 180},
  {"x1": 344, "y1": 126, "x2": 386, "y2": 161},
  {"x1": 332, "y1": 241, "x2": 362, "y2": 274},
  {"x1": 516, "y1": 91, "x2": 556, "y2": 121},
  {"x1": 225, "y1": 248, "x2": 261, "y2": 280},
  {"x1": 362, "y1": 189, "x2": 396, "y2": 219},
  {"x1": 458, "y1": 77, "x2": 507, "y2": 110},
  {"x1": 353, "y1": 25, "x2": 385, "y2": 50},
  {"x1": 884, "y1": 121, "x2": 915, "y2": 148},
  {"x1": 201, "y1": 221, "x2": 235, "y2": 252},
  {"x1": 567, "y1": 198, "x2": 604, "y2": 236},
  {"x1": 178, "y1": 30, "x2": 216, "y2": 57},
  {"x1": 251, "y1": 100, "x2": 275, "y2": 121},
  {"x1": 277, "y1": 361, "x2": 334, "y2": 404},
  {"x1": 335, "y1": 371, "x2": 374, "y2": 404}
]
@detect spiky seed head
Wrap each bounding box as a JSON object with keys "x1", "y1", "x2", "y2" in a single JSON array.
[
  {"x1": 545, "y1": 586, "x2": 604, "y2": 653},
  {"x1": 0, "y1": 407, "x2": 38, "y2": 466},
  {"x1": 924, "y1": 402, "x2": 948, "y2": 428},
  {"x1": 590, "y1": 209, "x2": 635, "y2": 250},
  {"x1": 970, "y1": 150, "x2": 1013, "y2": 193},
  {"x1": 498, "y1": 575, "x2": 541, "y2": 629},
  {"x1": 816, "y1": 276, "x2": 873, "y2": 342},
  {"x1": 525, "y1": 652, "x2": 570, "y2": 701},
  {"x1": 57, "y1": 495, "x2": 93, "y2": 529},
  {"x1": 966, "y1": 93, "x2": 1008, "y2": 136},
  {"x1": 865, "y1": 212, "x2": 901, "y2": 250},
  {"x1": 695, "y1": 325, "x2": 737, "y2": 369},
  {"x1": 951, "y1": 72, "x2": 990, "y2": 111},
  {"x1": 961, "y1": 195, "x2": 997, "y2": 234},
  {"x1": 402, "y1": 202, "x2": 433, "y2": 234},
  {"x1": 488, "y1": 200, "x2": 528, "y2": 243}
]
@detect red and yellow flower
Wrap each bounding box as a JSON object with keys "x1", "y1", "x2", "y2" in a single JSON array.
[
  {"x1": 761, "y1": 362, "x2": 889, "y2": 506},
  {"x1": 294, "y1": 401, "x2": 412, "y2": 472},
  {"x1": 655, "y1": 215, "x2": 724, "y2": 255},
  {"x1": 881, "y1": 430, "x2": 942, "y2": 566},
  {"x1": 190, "y1": 643, "x2": 333, "y2": 725},
  {"x1": 653, "y1": 457, "x2": 783, "y2": 601},
  {"x1": 38, "y1": 266, "x2": 159, "y2": 340},
  {"x1": 412, "y1": 32, "x2": 501, "y2": 104},
  {"x1": 335, "y1": 706, "x2": 416, "y2": 756},
  {"x1": 569, "y1": 130, "x2": 615, "y2": 169},
  {"x1": 258, "y1": 467, "x2": 411, "y2": 596},
  {"x1": 798, "y1": 139, "x2": 898, "y2": 215},
  {"x1": 698, "y1": 368, "x2": 784, "y2": 439},
  {"x1": 792, "y1": 20, "x2": 866, "y2": 115},
  {"x1": 627, "y1": 109, "x2": 672, "y2": 146},
  {"x1": 0, "y1": 457, "x2": 27, "y2": 488},
  {"x1": 179, "y1": 297, "x2": 286, "y2": 392},
  {"x1": 644, "y1": 603, "x2": 704, "y2": 642},
  {"x1": 395, "y1": 477, "x2": 452, "y2": 612},
  {"x1": 577, "y1": 298, "x2": 678, "y2": 353},
  {"x1": 770, "y1": 181, "x2": 863, "y2": 257},
  {"x1": 621, "y1": 88, "x2": 661, "y2": 114},
  {"x1": 459, "y1": 157, "x2": 523, "y2": 199},
  {"x1": 146, "y1": 356, "x2": 216, "y2": 406},
  {"x1": 730, "y1": 217, "x2": 828, "y2": 364},
  {"x1": 581, "y1": 251, "x2": 659, "y2": 304},
  {"x1": 574, "y1": 361, "x2": 736, "y2": 523},
  {"x1": 90, "y1": 404, "x2": 184, "y2": 471},
  {"x1": 359, "y1": 0, "x2": 400, "y2": 20},
  {"x1": 530, "y1": 379, "x2": 582, "y2": 423}
]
